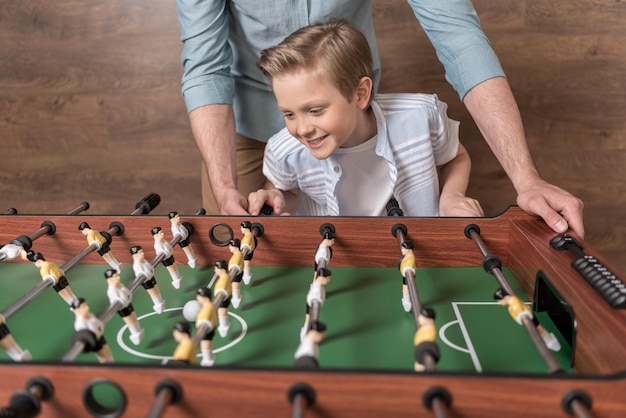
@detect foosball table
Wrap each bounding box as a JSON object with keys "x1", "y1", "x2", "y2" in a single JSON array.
[{"x1": 0, "y1": 197, "x2": 624, "y2": 417}]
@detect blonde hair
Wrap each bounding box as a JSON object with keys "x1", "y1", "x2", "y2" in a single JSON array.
[{"x1": 257, "y1": 19, "x2": 374, "y2": 103}]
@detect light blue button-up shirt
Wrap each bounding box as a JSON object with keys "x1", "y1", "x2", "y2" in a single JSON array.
[{"x1": 176, "y1": 0, "x2": 504, "y2": 142}]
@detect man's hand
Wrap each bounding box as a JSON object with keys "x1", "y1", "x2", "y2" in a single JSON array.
[
  {"x1": 217, "y1": 188, "x2": 251, "y2": 215},
  {"x1": 516, "y1": 178, "x2": 584, "y2": 238}
]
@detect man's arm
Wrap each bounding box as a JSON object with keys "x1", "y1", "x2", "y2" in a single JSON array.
[
  {"x1": 463, "y1": 77, "x2": 584, "y2": 236},
  {"x1": 189, "y1": 105, "x2": 249, "y2": 215},
  {"x1": 407, "y1": 0, "x2": 584, "y2": 235},
  {"x1": 177, "y1": 0, "x2": 249, "y2": 214}
]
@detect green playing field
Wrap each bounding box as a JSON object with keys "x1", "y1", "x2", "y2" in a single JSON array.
[{"x1": 0, "y1": 261, "x2": 573, "y2": 374}]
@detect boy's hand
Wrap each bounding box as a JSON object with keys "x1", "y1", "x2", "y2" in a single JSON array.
[
  {"x1": 439, "y1": 194, "x2": 485, "y2": 217},
  {"x1": 248, "y1": 189, "x2": 290, "y2": 216}
]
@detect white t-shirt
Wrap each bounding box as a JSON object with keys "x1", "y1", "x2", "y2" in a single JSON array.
[{"x1": 333, "y1": 135, "x2": 392, "y2": 216}]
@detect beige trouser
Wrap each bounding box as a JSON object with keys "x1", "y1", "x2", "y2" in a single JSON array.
[{"x1": 201, "y1": 135, "x2": 267, "y2": 214}]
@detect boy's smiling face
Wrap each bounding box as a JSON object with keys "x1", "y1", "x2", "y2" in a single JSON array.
[{"x1": 272, "y1": 68, "x2": 373, "y2": 160}]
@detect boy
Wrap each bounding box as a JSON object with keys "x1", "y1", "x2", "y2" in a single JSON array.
[{"x1": 249, "y1": 20, "x2": 483, "y2": 217}]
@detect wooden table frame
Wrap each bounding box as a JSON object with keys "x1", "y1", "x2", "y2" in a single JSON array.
[{"x1": 0, "y1": 207, "x2": 624, "y2": 417}]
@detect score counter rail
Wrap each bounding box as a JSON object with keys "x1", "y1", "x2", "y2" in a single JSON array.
[{"x1": 0, "y1": 207, "x2": 625, "y2": 418}]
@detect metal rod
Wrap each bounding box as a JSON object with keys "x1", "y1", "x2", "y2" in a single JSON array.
[
  {"x1": 404, "y1": 270, "x2": 422, "y2": 325},
  {"x1": 467, "y1": 226, "x2": 563, "y2": 373},
  {"x1": 147, "y1": 380, "x2": 182, "y2": 418},
  {"x1": 521, "y1": 317, "x2": 563, "y2": 374},
  {"x1": 466, "y1": 229, "x2": 516, "y2": 299},
  {"x1": 392, "y1": 224, "x2": 437, "y2": 372},
  {"x1": 430, "y1": 397, "x2": 448, "y2": 418},
  {"x1": 147, "y1": 389, "x2": 173, "y2": 418},
  {"x1": 61, "y1": 341, "x2": 85, "y2": 362},
  {"x1": 1, "y1": 281, "x2": 52, "y2": 319},
  {"x1": 422, "y1": 355, "x2": 437, "y2": 373},
  {"x1": 291, "y1": 393, "x2": 306, "y2": 418},
  {"x1": 128, "y1": 274, "x2": 148, "y2": 294},
  {"x1": 308, "y1": 300, "x2": 321, "y2": 324},
  {"x1": 65, "y1": 201, "x2": 90, "y2": 216},
  {"x1": 61, "y1": 243, "x2": 99, "y2": 272},
  {"x1": 570, "y1": 400, "x2": 593, "y2": 418},
  {"x1": 28, "y1": 221, "x2": 56, "y2": 242},
  {"x1": 571, "y1": 400, "x2": 591, "y2": 418},
  {"x1": 466, "y1": 228, "x2": 490, "y2": 257}
]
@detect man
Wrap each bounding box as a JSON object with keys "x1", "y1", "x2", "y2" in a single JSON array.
[{"x1": 175, "y1": 0, "x2": 583, "y2": 237}]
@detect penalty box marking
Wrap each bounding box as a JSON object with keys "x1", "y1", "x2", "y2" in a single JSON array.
[
  {"x1": 116, "y1": 307, "x2": 248, "y2": 361},
  {"x1": 438, "y1": 301, "x2": 531, "y2": 373}
]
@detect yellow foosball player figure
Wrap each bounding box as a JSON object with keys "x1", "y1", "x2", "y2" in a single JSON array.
[
  {"x1": 104, "y1": 269, "x2": 145, "y2": 345},
  {"x1": 151, "y1": 226, "x2": 183, "y2": 289},
  {"x1": 168, "y1": 211, "x2": 198, "y2": 268},
  {"x1": 413, "y1": 308, "x2": 440, "y2": 372},
  {"x1": 212, "y1": 260, "x2": 233, "y2": 338},
  {"x1": 23, "y1": 250, "x2": 79, "y2": 306},
  {"x1": 398, "y1": 241, "x2": 416, "y2": 313},
  {"x1": 227, "y1": 239, "x2": 244, "y2": 309},
  {"x1": 0, "y1": 318, "x2": 31, "y2": 361},
  {"x1": 130, "y1": 246, "x2": 166, "y2": 314},
  {"x1": 78, "y1": 222, "x2": 123, "y2": 273},
  {"x1": 71, "y1": 298, "x2": 114, "y2": 363},
  {"x1": 171, "y1": 321, "x2": 197, "y2": 365},
  {"x1": 493, "y1": 288, "x2": 561, "y2": 352},
  {"x1": 195, "y1": 288, "x2": 218, "y2": 367},
  {"x1": 239, "y1": 221, "x2": 257, "y2": 285}
]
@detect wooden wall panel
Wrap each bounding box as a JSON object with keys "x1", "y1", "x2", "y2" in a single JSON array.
[{"x1": 0, "y1": 0, "x2": 624, "y2": 274}]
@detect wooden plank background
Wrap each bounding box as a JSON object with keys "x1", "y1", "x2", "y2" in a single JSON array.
[{"x1": 0, "y1": 0, "x2": 624, "y2": 274}]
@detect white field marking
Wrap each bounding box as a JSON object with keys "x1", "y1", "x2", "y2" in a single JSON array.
[
  {"x1": 115, "y1": 307, "x2": 248, "y2": 362},
  {"x1": 445, "y1": 302, "x2": 498, "y2": 373},
  {"x1": 440, "y1": 301, "x2": 532, "y2": 372},
  {"x1": 438, "y1": 320, "x2": 470, "y2": 354}
]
